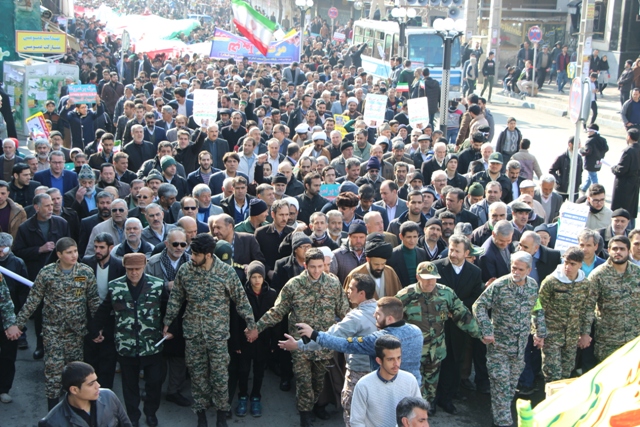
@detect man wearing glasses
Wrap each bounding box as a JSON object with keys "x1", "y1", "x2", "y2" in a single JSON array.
[
  {"x1": 84, "y1": 199, "x2": 129, "y2": 257},
  {"x1": 584, "y1": 184, "x2": 612, "y2": 231},
  {"x1": 33, "y1": 150, "x2": 78, "y2": 195},
  {"x1": 178, "y1": 196, "x2": 209, "y2": 234},
  {"x1": 145, "y1": 228, "x2": 192, "y2": 408},
  {"x1": 129, "y1": 187, "x2": 154, "y2": 228}
]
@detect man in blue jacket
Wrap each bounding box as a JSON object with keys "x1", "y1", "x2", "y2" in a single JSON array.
[
  {"x1": 287, "y1": 296, "x2": 424, "y2": 385},
  {"x1": 61, "y1": 95, "x2": 104, "y2": 150}
]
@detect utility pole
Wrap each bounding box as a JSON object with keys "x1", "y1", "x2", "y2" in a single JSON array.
[
  {"x1": 486, "y1": 0, "x2": 502, "y2": 73},
  {"x1": 567, "y1": 0, "x2": 596, "y2": 202},
  {"x1": 464, "y1": 0, "x2": 478, "y2": 40}
]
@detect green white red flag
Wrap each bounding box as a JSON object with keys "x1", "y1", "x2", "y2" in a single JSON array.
[
  {"x1": 396, "y1": 82, "x2": 409, "y2": 93},
  {"x1": 231, "y1": 0, "x2": 277, "y2": 56}
]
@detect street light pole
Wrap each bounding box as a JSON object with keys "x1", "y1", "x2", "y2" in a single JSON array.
[
  {"x1": 354, "y1": 1, "x2": 364, "y2": 20},
  {"x1": 568, "y1": 0, "x2": 596, "y2": 202},
  {"x1": 434, "y1": 18, "x2": 465, "y2": 133},
  {"x1": 439, "y1": 37, "x2": 453, "y2": 133},
  {"x1": 295, "y1": 0, "x2": 314, "y2": 63},
  {"x1": 391, "y1": 6, "x2": 416, "y2": 61}
]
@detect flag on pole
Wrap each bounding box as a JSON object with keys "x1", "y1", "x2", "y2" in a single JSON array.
[
  {"x1": 231, "y1": 0, "x2": 277, "y2": 56},
  {"x1": 396, "y1": 82, "x2": 409, "y2": 93}
]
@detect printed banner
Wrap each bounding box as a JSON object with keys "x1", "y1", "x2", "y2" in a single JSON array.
[
  {"x1": 68, "y1": 84, "x2": 97, "y2": 105},
  {"x1": 333, "y1": 114, "x2": 350, "y2": 137},
  {"x1": 320, "y1": 183, "x2": 340, "y2": 201},
  {"x1": 554, "y1": 202, "x2": 589, "y2": 253},
  {"x1": 15, "y1": 31, "x2": 67, "y2": 54},
  {"x1": 26, "y1": 112, "x2": 49, "y2": 140},
  {"x1": 209, "y1": 28, "x2": 300, "y2": 64},
  {"x1": 192, "y1": 89, "x2": 219, "y2": 126},
  {"x1": 517, "y1": 336, "x2": 640, "y2": 426},
  {"x1": 407, "y1": 97, "x2": 430, "y2": 129},
  {"x1": 362, "y1": 93, "x2": 387, "y2": 127}
]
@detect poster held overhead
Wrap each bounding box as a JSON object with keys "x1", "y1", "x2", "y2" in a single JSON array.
[
  {"x1": 362, "y1": 93, "x2": 387, "y2": 127},
  {"x1": 192, "y1": 90, "x2": 219, "y2": 126},
  {"x1": 407, "y1": 97, "x2": 430, "y2": 129}
]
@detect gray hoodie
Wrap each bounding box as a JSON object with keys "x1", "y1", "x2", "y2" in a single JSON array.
[{"x1": 298, "y1": 298, "x2": 378, "y2": 372}]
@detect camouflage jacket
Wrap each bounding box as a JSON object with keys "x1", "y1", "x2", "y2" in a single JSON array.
[
  {"x1": 396, "y1": 283, "x2": 482, "y2": 363},
  {"x1": 164, "y1": 257, "x2": 256, "y2": 343},
  {"x1": 16, "y1": 262, "x2": 100, "y2": 334},
  {"x1": 473, "y1": 275, "x2": 546, "y2": 358},
  {"x1": 93, "y1": 273, "x2": 166, "y2": 358},
  {"x1": 0, "y1": 276, "x2": 16, "y2": 330},
  {"x1": 256, "y1": 270, "x2": 350, "y2": 361},
  {"x1": 585, "y1": 260, "x2": 640, "y2": 347},
  {"x1": 538, "y1": 267, "x2": 591, "y2": 339}
]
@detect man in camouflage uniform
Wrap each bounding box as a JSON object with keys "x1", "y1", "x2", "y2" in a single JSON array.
[
  {"x1": 1, "y1": 273, "x2": 21, "y2": 402},
  {"x1": 538, "y1": 247, "x2": 591, "y2": 382},
  {"x1": 583, "y1": 236, "x2": 640, "y2": 363},
  {"x1": 91, "y1": 252, "x2": 167, "y2": 427},
  {"x1": 473, "y1": 251, "x2": 546, "y2": 427},
  {"x1": 163, "y1": 233, "x2": 257, "y2": 427},
  {"x1": 395, "y1": 261, "x2": 482, "y2": 413},
  {"x1": 248, "y1": 247, "x2": 349, "y2": 427},
  {"x1": 15, "y1": 237, "x2": 100, "y2": 410}
]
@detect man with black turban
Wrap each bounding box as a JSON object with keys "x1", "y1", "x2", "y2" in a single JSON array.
[{"x1": 342, "y1": 233, "x2": 402, "y2": 299}]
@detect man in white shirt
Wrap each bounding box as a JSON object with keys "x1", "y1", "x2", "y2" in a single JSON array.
[
  {"x1": 237, "y1": 137, "x2": 259, "y2": 183},
  {"x1": 350, "y1": 335, "x2": 421, "y2": 427}
]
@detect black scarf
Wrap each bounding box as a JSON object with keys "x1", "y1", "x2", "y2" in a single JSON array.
[{"x1": 159, "y1": 248, "x2": 188, "y2": 281}]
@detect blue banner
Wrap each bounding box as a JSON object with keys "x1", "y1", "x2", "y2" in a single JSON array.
[{"x1": 209, "y1": 28, "x2": 300, "y2": 64}]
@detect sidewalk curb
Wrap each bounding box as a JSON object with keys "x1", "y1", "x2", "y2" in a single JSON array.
[{"x1": 491, "y1": 94, "x2": 624, "y2": 132}]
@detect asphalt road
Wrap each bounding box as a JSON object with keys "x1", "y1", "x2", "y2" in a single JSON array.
[{"x1": 1, "y1": 98, "x2": 625, "y2": 427}]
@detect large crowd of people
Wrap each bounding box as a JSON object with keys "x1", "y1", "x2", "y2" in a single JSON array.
[{"x1": 1, "y1": 2, "x2": 640, "y2": 427}]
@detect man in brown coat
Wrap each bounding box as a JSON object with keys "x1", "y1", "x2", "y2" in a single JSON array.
[
  {"x1": 343, "y1": 234, "x2": 402, "y2": 300},
  {"x1": 0, "y1": 181, "x2": 26, "y2": 237}
]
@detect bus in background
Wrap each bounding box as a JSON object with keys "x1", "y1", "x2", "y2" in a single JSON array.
[{"x1": 352, "y1": 19, "x2": 463, "y2": 99}]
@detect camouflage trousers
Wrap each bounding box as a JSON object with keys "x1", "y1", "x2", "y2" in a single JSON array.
[
  {"x1": 541, "y1": 334, "x2": 578, "y2": 382},
  {"x1": 419, "y1": 353, "x2": 442, "y2": 403},
  {"x1": 292, "y1": 353, "x2": 330, "y2": 412},
  {"x1": 340, "y1": 369, "x2": 368, "y2": 427},
  {"x1": 42, "y1": 326, "x2": 84, "y2": 399},
  {"x1": 595, "y1": 342, "x2": 623, "y2": 364},
  {"x1": 487, "y1": 348, "x2": 524, "y2": 427},
  {"x1": 185, "y1": 337, "x2": 230, "y2": 413}
]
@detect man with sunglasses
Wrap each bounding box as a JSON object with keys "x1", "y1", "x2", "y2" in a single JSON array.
[
  {"x1": 84, "y1": 199, "x2": 129, "y2": 257},
  {"x1": 128, "y1": 187, "x2": 153, "y2": 228},
  {"x1": 145, "y1": 228, "x2": 191, "y2": 408}
]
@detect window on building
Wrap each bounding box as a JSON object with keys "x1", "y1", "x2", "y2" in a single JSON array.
[{"x1": 592, "y1": 0, "x2": 607, "y2": 40}]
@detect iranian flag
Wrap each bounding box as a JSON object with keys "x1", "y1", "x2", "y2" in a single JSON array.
[
  {"x1": 231, "y1": 0, "x2": 277, "y2": 56},
  {"x1": 396, "y1": 82, "x2": 409, "y2": 93}
]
